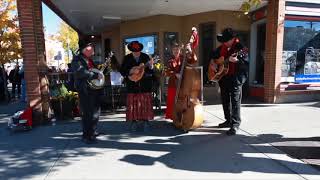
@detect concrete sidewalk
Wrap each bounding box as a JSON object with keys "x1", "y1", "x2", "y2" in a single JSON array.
[
  {"x1": 0, "y1": 102, "x2": 319, "y2": 179},
  {"x1": 205, "y1": 101, "x2": 320, "y2": 170}
]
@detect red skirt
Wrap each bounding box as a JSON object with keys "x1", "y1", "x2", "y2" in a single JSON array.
[
  {"x1": 126, "y1": 93, "x2": 154, "y2": 121},
  {"x1": 165, "y1": 87, "x2": 176, "y2": 120}
]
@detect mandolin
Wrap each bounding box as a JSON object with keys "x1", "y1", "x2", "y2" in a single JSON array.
[{"x1": 128, "y1": 55, "x2": 160, "y2": 82}]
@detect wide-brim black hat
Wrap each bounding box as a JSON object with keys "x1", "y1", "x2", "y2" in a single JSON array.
[
  {"x1": 128, "y1": 41, "x2": 143, "y2": 52},
  {"x1": 217, "y1": 28, "x2": 237, "y2": 43},
  {"x1": 79, "y1": 39, "x2": 94, "y2": 51}
]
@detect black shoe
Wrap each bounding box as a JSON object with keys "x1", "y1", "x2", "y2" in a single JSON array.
[
  {"x1": 94, "y1": 131, "x2": 105, "y2": 137},
  {"x1": 82, "y1": 135, "x2": 97, "y2": 144},
  {"x1": 130, "y1": 121, "x2": 138, "y2": 132},
  {"x1": 81, "y1": 138, "x2": 94, "y2": 144},
  {"x1": 143, "y1": 121, "x2": 151, "y2": 132},
  {"x1": 218, "y1": 121, "x2": 230, "y2": 128},
  {"x1": 226, "y1": 127, "x2": 238, "y2": 136}
]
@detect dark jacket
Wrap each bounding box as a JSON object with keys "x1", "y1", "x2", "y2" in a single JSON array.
[
  {"x1": 210, "y1": 42, "x2": 249, "y2": 85},
  {"x1": 120, "y1": 52, "x2": 153, "y2": 93},
  {"x1": 9, "y1": 68, "x2": 21, "y2": 84},
  {"x1": 71, "y1": 54, "x2": 97, "y2": 94}
]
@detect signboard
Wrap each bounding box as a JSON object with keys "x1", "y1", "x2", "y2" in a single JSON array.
[
  {"x1": 295, "y1": 74, "x2": 320, "y2": 83},
  {"x1": 54, "y1": 51, "x2": 62, "y2": 61},
  {"x1": 281, "y1": 51, "x2": 297, "y2": 82},
  {"x1": 304, "y1": 48, "x2": 320, "y2": 75}
]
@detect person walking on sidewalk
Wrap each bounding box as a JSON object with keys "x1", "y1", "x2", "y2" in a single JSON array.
[
  {"x1": 19, "y1": 64, "x2": 26, "y2": 102},
  {"x1": 9, "y1": 65, "x2": 22, "y2": 99},
  {"x1": 209, "y1": 28, "x2": 249, "y2": 135},
  {"x1": 72, "y1": 40, "x2": 103, "y2": 144}
]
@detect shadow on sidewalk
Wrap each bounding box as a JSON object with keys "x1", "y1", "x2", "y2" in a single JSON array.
[
  {"x1": 254, "y1": 134, "x2": 320, "y2": 170},
  {"x1": 0, "y1": 119, "x2": 319, "y2": 179},
  {"x1": 304, "y1": 102, "x2": 320, "y2": 108}
]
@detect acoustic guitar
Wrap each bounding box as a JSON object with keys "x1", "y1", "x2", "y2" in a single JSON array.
[{"x1": 208, "y1": 44, "x2": 248, "y2": 82}]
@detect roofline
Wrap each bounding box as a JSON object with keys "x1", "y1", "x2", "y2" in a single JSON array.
[{"x1": 42, "y1": 0, "x2": 83, "y2": 36}]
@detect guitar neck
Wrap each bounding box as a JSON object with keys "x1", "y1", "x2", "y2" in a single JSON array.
[
  {"x1": 100, "y1": 55, "x2": 113, "y2": 71},
  {"x1": 174, "y1": 50, "x2": 188, "y2": 103}
]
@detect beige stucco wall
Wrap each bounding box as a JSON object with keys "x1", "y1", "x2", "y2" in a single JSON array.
[
  {"x1": 101, "y1": 26, "x2": 121, "y2": 61},
  {"x1": 182, "y1": 10, "x2": 250, "y2": 46},
  {"x1": 101, "y1": 10, "x2": 250, "y2": 63}
]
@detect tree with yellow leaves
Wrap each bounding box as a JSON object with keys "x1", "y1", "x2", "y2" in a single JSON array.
[
  {"x1": 56, "y1": 21, "x2": 79, "y2": 63},
  {"x1": 0, "y1": 0, "x2": 22, "y2": 65},
  {"x1": 0, "y1": 0, "x2": 21, "y2": 102},
  {"x1": 240, "y1": 0, "x2": 264, "y2": 14}
]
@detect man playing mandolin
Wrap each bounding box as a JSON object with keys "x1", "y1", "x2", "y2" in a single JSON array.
[
  {"x1": 209, "y1": 28, "x2": 249, "y2": 135},
  {"x1": 120, "y1": 41, "x2": 154, "y2": 132}
]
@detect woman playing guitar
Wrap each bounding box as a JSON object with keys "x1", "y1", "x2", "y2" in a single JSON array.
[{"x1": 120, "y1": 41, "x2": 154, "y2": 132}]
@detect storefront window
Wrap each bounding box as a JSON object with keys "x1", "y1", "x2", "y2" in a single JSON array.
[
  {"x1": 283, "y1": 19, "x2": 320, "y2": 83},
  {"x1": 124, "y1": 34, "x2": 158, "y2": 55}
]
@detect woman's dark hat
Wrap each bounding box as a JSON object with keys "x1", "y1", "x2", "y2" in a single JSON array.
[
  {"x1": 128, "y1": 41, "x2": 144, "y2": 52},
  {"x1": 217, "y1": 28, "x2": 237, "y2": 43}
]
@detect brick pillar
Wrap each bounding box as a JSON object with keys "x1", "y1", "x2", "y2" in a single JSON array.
[
  {"x1": 17, "y1": 0, "x2": 50, "y2": 125},
  {"x1": 264, "y1": 0, "x2": 285, "y2": 103}
]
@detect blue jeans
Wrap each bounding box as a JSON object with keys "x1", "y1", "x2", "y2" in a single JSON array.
[{"x1": 21, "y1": 79, "x2": 26, "y2": 102}]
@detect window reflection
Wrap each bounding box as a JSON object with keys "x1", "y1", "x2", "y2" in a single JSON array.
[{"x1": 282, "y1": 20, "x2": 320, "y2": 83}]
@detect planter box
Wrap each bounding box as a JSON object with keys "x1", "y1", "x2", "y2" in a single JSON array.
[{"x1": 50, "y1": 99, "x2": 75, "y2": 120}]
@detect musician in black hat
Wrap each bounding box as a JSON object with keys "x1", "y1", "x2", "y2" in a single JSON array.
[
  {"x1": 120, "y1": 41, "x2": 154, "y2": 132},
  {"x1": 209, "y1": 28, "x2": 249, "y2": 135},
  {"x1": 71, "y1": 40, "x2": 102, "y2": 144}
]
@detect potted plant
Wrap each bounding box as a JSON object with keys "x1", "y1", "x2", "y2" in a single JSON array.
[{"x1": 50, "y1": 83, "x2": 79, "y2": 120}]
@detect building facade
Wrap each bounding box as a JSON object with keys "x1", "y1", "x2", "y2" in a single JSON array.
[{"x1": 16, "y1": 0, "x2": 320, "y2": 123}]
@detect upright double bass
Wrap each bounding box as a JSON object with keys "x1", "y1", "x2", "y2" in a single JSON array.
[{"x1": 173, "y1": 27, "x2": 204, "y2": 132}]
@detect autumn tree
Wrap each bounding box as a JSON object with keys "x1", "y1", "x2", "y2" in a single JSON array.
[
  {"x1": 56, "y1": 21, "x2": 78, "y2": 63},
  {"x1": 0, "y1": 0, "x2": 21, "y2": 101},
  {"x1": 0, "y1": 0, "x2": 21, "y2": 65},
  {"x1": 241, "y1": 0, "x2": 264, "y2": 14}
]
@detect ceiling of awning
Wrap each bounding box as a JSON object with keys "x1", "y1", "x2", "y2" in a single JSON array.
[{"x1": 44, "y1": 0, "x2": 247, "y2": 35}]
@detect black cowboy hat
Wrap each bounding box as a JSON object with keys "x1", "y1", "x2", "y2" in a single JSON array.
[
  {"x1": 78, "y1": 39, "x2": 94, "y2": 51},
  {"x1": 217, "y1": 28, "x2": 237, "y2": 43},
  {"x1": 127, "y1": 41, "x2": 144, "y2": 52}
]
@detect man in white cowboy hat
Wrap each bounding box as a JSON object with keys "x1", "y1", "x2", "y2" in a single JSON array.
[{"x1": 210, "y1": 28, "x2": 249, "y2": 135}]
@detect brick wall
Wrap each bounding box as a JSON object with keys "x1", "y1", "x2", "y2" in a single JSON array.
[
  {"x1": 17, "y1": 0, "x2": 50, "y2": 125},
  {"x1": 264, "y1": 0, "x2": 285, "y2": 103}
]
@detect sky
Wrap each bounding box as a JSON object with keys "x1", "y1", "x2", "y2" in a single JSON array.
[
  {"x1": 285, "y1": 20, "x2": 320, "y2": 31},
  {"x1": 42, "y1": 3, "x2": 62, "y2": 35}
]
